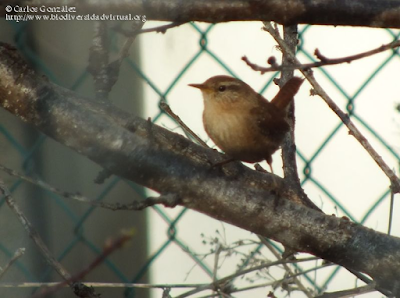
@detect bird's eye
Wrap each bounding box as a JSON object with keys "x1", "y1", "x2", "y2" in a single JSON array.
[{"x1": 218, "y1": 85, "x2": 226, "y2": 92}]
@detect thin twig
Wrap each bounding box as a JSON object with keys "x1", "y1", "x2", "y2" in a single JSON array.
[
  {"x1": 0, "y1": 248, "x2": 25, "y2": 280},
  {"x1": 0, "y1": 281, "x2": 205, "y2": 289},
  {"x1": 388, "y1": 190, "x2": 394, "y2": 234},
  {"x1": 0, "y1": 164, "x2": 179, "y2": 210},
  {"x1": 212, "y1": 245, "x2": 222, "y2": 283},
  {"x1": 242, "y1": 39, "x2": 400, "y2": 73},
  {"x1": 30, "y1": 230, "x2": 133, "y2": 298},
  {"x1": 175, "y1": 257, "x2": 318, "y2": 298},
  {"x1": 160, "y1": 101, "x2": 209, "y2": 147},
  {"x1": 228, "y1": 263, "x2": 332, "y2": 295},
  {"x1": 263, "y1": 21, "x2": 400, "y2": 193},
  {"x1": 315, "y1": 284, "x2": 376, "y2": 298},
  {"x1": 0, "y1": 181, "x2": 72, "y2": 282},
  {"x1": 139, "y1": 22, "x2": 185, "y2": 34},
  {"x1": 258, "y1": 237, "x2": 314, "y2": 298},
  {"x1": 114, "y1": 20, "x2": 144, "y2": 64},
  {"x1": 115, "y1": 22, "x2": 185, "y2": 36}
]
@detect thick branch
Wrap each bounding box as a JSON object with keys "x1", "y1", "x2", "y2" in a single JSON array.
[
  {"x1": 1, "y1": 0, "x2": 400, "y2": 28},
  {"x1": 1, "y1": 43, "x2": 400, "y2": 295}
]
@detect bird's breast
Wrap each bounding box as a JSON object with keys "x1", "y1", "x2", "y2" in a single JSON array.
[{"x1": 203, "y1": 102, "x2": 259, "y2": 153}]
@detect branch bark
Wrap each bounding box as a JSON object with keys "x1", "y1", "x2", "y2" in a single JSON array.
[
  {"x1": 1, "y1": 0, "x2": 400, "y2": 28},
  {"x1": 1, "y1": 43, "x2": 400, "y2": 296}
]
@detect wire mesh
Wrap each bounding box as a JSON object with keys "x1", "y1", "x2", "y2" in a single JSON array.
[{"x1": 0, "y1": 20, "x2": 399, "y2": 297}]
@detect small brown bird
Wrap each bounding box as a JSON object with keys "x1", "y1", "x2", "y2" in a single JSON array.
[{"x1": 189, "y1": 75, "x2": 303, "y2": 169}]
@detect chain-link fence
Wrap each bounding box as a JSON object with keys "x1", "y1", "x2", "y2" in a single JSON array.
[{"x1": 1, "y1": 19, "x2": 400, "y2": 298}]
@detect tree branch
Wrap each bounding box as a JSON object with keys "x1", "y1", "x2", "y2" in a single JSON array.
[
  {"x1": 0, "y1": 248, "x2": 25, "y2": 280},
  {"x1": 0, "y1": 181, "x2": 72, "y2": 286},
  {"x1": 2, "y1": 0, "x2": 400, "y2": 28},
  {"x1": 263, "y1": 22, "x2": 400, "y2": 194},
  {"x1": 242, "y1": 39, "x2": 400, "y2": 73},
  {"x1": 1, "y1": 43, "x2": 400, "y2": 296},
  {"x1": 280, "y1": 25, "x2": 300, "y2": 182},
  {"x1": 0, "y1": 163, "x2": 180, "y2": 210}
]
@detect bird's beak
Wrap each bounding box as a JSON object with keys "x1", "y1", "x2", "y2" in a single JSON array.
[{"x1": 188, "y1": 83, "x2": 208, "y2": 90}]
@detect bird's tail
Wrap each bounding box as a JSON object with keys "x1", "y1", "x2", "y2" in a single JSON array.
[{"x1": 270, "y1": 77, "x2": 304, "y2": 110}]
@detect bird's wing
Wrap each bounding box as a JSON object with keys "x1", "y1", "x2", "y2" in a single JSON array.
[{"x1": 250, "y1": 97, "x2": 290, "y2": 142}]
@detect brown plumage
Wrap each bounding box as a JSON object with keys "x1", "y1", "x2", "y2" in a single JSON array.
[{"x1": 189, "y1": 75, "x2": 303, "y2": 167}]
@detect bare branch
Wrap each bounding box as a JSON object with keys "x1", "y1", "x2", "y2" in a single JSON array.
[
  {"x1": 0, "y1": 164, "x2": 177, "y2": 210},
  {"x1": 242, "y1": 39, "x2": 400, "y2": 73},
  {"x1": 315, "y1": 284, "x2": 376, "y2": 298},
  {"x1": 0, "y1": 180, "x2": 102, "y2": 298},
  {"x1": 388, "y1": 190, "x2": 395, "y2": 234},
  {"x1": 114, "y1": 22, "x2": 185, "y2": 36},
  {"x1": 258, "y1": 237, "x2": 314, "y2": 298},
  {"x1": 0, "y1": 181, "x2": 72, "y2": 283},
  {"x1": 176, "y1": 258, "x2": 318, "y2": 298},
  {"x1": 0, "y1": 248, "x2": 25, "y2": 280},
  {"x1": 30, "y1": 231, "x2": 133, "y2": 298},
  {"x1": 230, "y1": 263, "x2": 331, "y2": 294},
  {"x1": 0, "y1": 281, "x2": 209, "y2": 289},
  {"x1": 2, "y1": 0, "x2": 400, "y2": 28},
  {"x1": 280, "y1": 25, "x2": 301, "y2": 182},
  {"x1": 160, "y1": 101, "x2": 209, "y2": 148},
  {"x1": 263, "y1": 22, "x2": 400, "y2": 194},
  {"x1": 88, "y1": 20, "x2": 144, "y2": 102},
  {"x1": 87, "y1": 22, "x2": 111, "y2": 101}
]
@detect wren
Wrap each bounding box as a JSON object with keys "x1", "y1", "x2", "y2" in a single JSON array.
[{"x1": 189, "y1": 75, "x2": 303, "y2": 169}]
